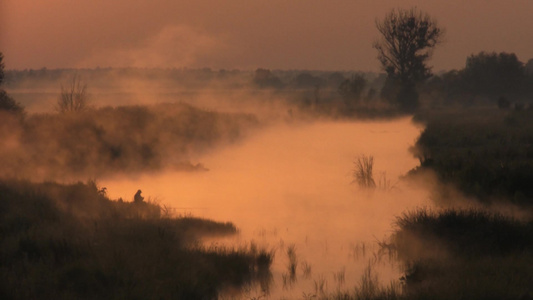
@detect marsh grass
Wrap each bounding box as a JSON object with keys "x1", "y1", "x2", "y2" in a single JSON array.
[
  {"x1": 390, "y1": 208, "x2": 533, "y2": 300},
  {"x1": 301, "y1": 260, "x2": 312, "y2": 278},
  {"x1": 352, "y1": 155, "x2": 376, "y2": 189},
  {"x1": 333, "y1": 267, "x2": 346, "y2": 288},
  {"x1": 320, "y1": 263, "x2": 401, "y2": 300},
  {"x1": 314, "y1": 275, "x2": 328, "y2": 297},
  {"x1": 376, "y1": 171, "x2": 398, "y2": 192},
  {"x1": 394, "y1": 208, "x2": 533, "y2": 257},
  {"x1": 356, "y1": 264, "x2": 380, "y2": 299},
  {"x1": 411, "y1": 108, "x2": 533, "y2": 207},
  {"x1": 318, "y1": 208, "x2": 533, "y2": 300},
  {"x1": 349, "y1": 242, "x2": 367, "y2": 260},
  {"x1": 0, "y1": 179, "x2": 272, "y2": 299},
  {"x1": 286, "y1": 244, "x2": 299, "y2": 279}
]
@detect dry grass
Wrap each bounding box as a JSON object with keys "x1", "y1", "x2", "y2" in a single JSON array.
[{"x1": 352, "y1": 155, "x2": 376, "y2": 189}]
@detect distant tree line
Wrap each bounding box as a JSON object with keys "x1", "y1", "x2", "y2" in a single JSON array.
[{"x1": 424, "y1": 52, "x2": 533, "y2": 106}]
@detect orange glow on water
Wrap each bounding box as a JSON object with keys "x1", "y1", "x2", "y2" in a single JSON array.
[{"x1": 104, "y1": 118, "x2": 432, "y2": 297}]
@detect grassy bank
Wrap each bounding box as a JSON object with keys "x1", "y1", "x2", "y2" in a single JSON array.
[
  {"x1": 0, "y1": 179, "x2": 272, "y2": 299},
  {"x1": 410, "y1": 107, "x2": 533, "y2": 207},
  {"x1": 314, "y1": 209, "x2": 533, "y2": 300},
  {"x1": 391, "y1": 208, "x2": 533, "y2": 300}
]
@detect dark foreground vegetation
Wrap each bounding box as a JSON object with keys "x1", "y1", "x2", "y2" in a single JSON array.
[
  {"x1": 2, "y1": 22, "x2": 533, "y2": 297},
  {"x1": 391, "y1": 209, "x2": 533, "y2": 300},
  {"x1": 410, "y1": 107, "x2": 533, "y2": 208},
  {"x1": 317, "y1": 209, "x2": 533, "y2": 300},
  {"x1": 0, "y1": 180, "x2": 272, "y2": 299}
]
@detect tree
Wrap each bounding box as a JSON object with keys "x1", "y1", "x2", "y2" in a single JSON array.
[
  {"x1": 526, "y1": 58, "x2": 533, "y2": 76},
  {"x1": 252, "y1": 68, "x2": 284, "y2": 89},
  {"x1": 56, "y1": 74, "x2": 89, "y2": 113},
  {"x1": 338, "y1": 74, "x2": 367, "y2": 107},
  {"x1": 293, "y1": 72, "x2": 323, "y2": 88},
  {"x1": 374, "y1": 8, "x2": 443, "y2": 111},
  {"x1": 0, "y1": 52, "x2": 24, "y2": 114},
  {"x1": 462, "y1": 52, "x2": 525, "y2": 97}
]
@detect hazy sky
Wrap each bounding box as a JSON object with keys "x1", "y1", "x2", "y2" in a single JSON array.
[{"x1": 1, "y1": 0, "x2": 532, "y2": 71}]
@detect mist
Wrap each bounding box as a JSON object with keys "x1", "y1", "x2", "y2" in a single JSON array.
[
  {"x1": 101, "y1": 118, "x2": 432, "y2": 297},
  {"x1": 3, "y1": 1, "x2": 533, "y2": 297}
]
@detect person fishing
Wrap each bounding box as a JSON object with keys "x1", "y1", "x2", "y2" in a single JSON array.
[{"x1": 133, "y1": 189, "x2": 144, "y2": 203}]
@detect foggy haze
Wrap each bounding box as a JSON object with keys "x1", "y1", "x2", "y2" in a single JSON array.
[
  {"x1": 103, "y1": 118, "x2": 432, "y2": 298},
  {"x1": 2, "y1": 1, "x2": 533, "y2": 298},
  {"x1": 2, "y1": 0, "x2": 533, "y2": 71}
]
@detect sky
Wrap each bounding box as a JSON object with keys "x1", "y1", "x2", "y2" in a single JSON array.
[{"x1": 1, "y1": 0, "x2": 532, "y2": 72}]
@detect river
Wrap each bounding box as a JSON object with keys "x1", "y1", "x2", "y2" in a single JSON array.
[{"x1": 104, "y1": 117, "x2": 432, "y2": 298}]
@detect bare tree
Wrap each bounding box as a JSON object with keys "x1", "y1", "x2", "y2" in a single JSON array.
[
  {"x1": 374, "y1": 8, "x2": 443, "y2": 111},
  {"x1": 56, "y1": 74, "x2": 89, "y2": 113}
]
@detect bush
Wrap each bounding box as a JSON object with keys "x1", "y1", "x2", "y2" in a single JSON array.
[{"x1": 411, "y1": 108, "x2": 533, "y2": 206}]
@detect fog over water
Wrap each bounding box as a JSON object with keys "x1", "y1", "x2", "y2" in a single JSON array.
[{"x1": 104, "y1": 117, "x2": 432, "y2": 298}]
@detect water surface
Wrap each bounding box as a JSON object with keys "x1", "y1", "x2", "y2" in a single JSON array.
[{"x1": 104, "y1": 118, "x2": 431, "y2": 298}]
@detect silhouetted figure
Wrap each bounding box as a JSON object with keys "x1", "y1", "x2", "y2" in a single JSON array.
[{"x1": 134, "y1": 189, "x2": 144, "y2": 203}]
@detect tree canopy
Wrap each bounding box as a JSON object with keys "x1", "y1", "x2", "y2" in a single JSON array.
[
  {"x1": 374, "y1": 8, "x2": 443, "y2": 84},
  {"x1": 462, "y1": 51, "x2": 526, "y2": 96}
]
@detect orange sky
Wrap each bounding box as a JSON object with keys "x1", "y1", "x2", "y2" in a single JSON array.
[{"x1": 1, "y1": 0, "x2": 532, "y2": 71}]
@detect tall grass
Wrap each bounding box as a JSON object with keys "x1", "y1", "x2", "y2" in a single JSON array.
[
  {"x1": 353, "y1": 155, "x2": 376, "y2": 189},
  {"x1": 0, "y1": 179, "x2": 272, "y2": 299},
  {"x1": 287, "y1": 244, "x2": 299, "y2": 279},
  {"x1": 389, "y1": 208, "x2": 533, "y2": 300},
  {"x1": 318, "y1": 208, "x2": 533, "y2": 300},
  {"x1": 321, "y1": 263, "x2": 402, "y2": 300},
  {"x1": 410, "y1": 107, "x2": 533, "y2": 207}
]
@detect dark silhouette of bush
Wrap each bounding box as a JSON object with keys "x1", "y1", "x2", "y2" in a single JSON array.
[
  {"x1": 0, "y1": 52, "x2": 24, "y2": 115},
  {"x1": 252, "y1": 68, "x2": 284, "y2": 88},
  {"x1": 0, "y1": 90, "x2": 24, "y2": 114},
  {"x1": 389, "y1": 208, "x2": 533, "y2": 300},
  {"x1": 423, "y1": 52, "x2": 532, "y2": 105},
  {"x1": 498, "y1": 96, "x2": 511, "y2": 109},
  {"x1": 462, "y1": 52, "x2": 526, "y2": 97},
  {"x1": 411, "y1": 108, "x2": 533, "y2": 206},
  {"x1": 338, "y1": 74, "x2": 367, "y2": 108},
  {"x1": 292, "y1": 72, "x2": 323, "y2": 88}
]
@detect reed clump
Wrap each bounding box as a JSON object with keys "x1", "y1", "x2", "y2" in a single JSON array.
[{"x1": 352, "y1": 155, "x2": 376, "y2": 189}]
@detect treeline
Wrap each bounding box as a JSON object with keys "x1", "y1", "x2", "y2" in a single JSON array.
[
  {"x1": 4, "y1": 67, "x2": 363, "y2": 91},
  {"x1": 423, "y1": 52, "x2": 533, "y2": 106},
  {"x1": 0, "y1": 179, "x2": 272, "y2": 299}
]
